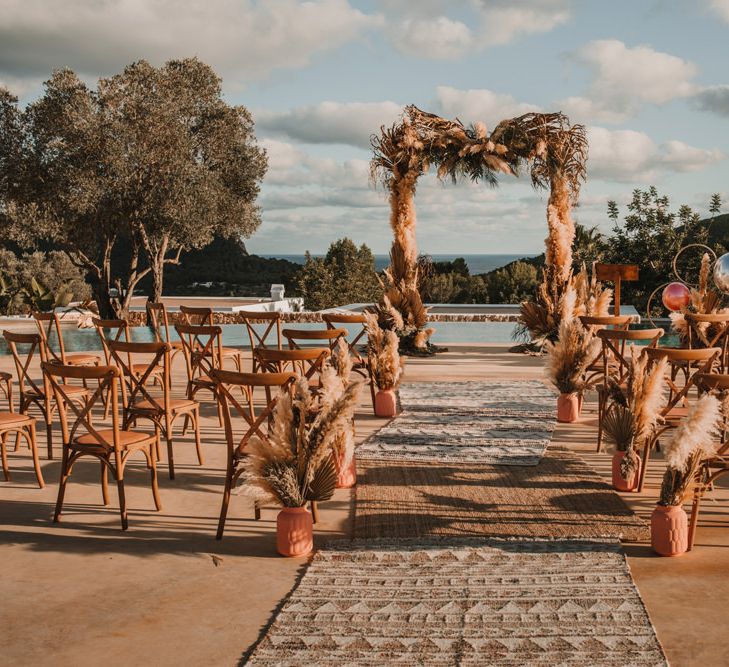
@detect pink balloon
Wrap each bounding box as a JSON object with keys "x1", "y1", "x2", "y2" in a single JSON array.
[{"x1": 662, "y1": 282, "x2": 690, "y2": 312}]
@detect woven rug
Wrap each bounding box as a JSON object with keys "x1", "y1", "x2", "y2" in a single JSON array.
[
  {"x1": 354, "y1": 448, "x2": 648, "y2": 542},
  {"x1": 356, "y1": 380, "x2": 556, "y2": 466},
  {"x1": 245, "y1": 538, "x2": 667, "y2": 666}
]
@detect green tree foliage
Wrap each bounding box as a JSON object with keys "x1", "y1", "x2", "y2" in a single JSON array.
[
  {"x1": 572, "y1": 223, "x2": 606, "y2": 267},
  {"x1": 486, "y1": 261, "x2": 539, "y2": 303},
  {"x1": 0, "y1": 59, "x2": 266, "y2": 317},
  {"x1": 605, "y1": 187, "x2": 713, "y2": 313},
  {"x1": 296, "y1": 238, "x2": 382, "y2": 311}
]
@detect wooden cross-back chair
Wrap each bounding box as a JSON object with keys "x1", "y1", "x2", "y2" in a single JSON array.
[
  {"x1": 579, "y1": 315, "x2": 634, "y2": 392},
  {"x1": 282, "y1": 327, "x2": 347, "y2": 350},
  {"x1": 239, "y1": 311, "x2": 282, "y2": 373},
  {"x1": 688, "y1": 372, "x2": 729, "y2": 550},
  {"x1": 179, "y1": 305, "x2": 243, "y2": 372},
  {"x1": 637, "y1": 346, "x2": 723, "y2": 493},
  {"x1": 594, "y1": 328, "x2": 664, "y2": 452},
  {"x1": 322, "y1": 313, "x2": 377, "y2": 409},
  {"x1": 33, "y1": 312, "x2": 101, "y2": 372},
  {"x1": 685, "y1": 312, "x2": 729, "y2": 372},
  {"x1": 3, "y1": 330, "x2": 91, "y2": 459},
  {"x1": 147, "y1": 302, "x2": 184, "y2": 370},
  {"x1": 255, "y1": 348, "x2": 330, "y2": 386},
  {"x1": 43, "y1": 362, "x2": 161, "y2": 530},
  {"x1": 107, "y1": 339, "x2": 202, "y2": 480},
  {"x1": 0, "y1": 368, "x2": 43, "y2": 488},
  {"x1": 0, "y1": 371, "x2": 12, "y2": 410},
  {"x1": 210, "y1": 368, "x2": 297, "y2": 539}
]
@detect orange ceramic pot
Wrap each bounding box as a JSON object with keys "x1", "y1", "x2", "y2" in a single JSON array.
[
  {"x1": 335, "y1": 451, "x2": 357, "y2": 489},
  {"x1": 276, "y1": 507, "x2": 313, "y2": 557},
  {"x1": 374, "y1": 389, "x2": 398, "y2": 417},
  {"x1": 611, "y1": 451, "x2": 641, "y2": 492},
  {"x1": 651, "y1": 504, "x2": 688, "y2": 557},
  {"x1": 557, "y1": 393, "x2": 579, "y2": 423}
]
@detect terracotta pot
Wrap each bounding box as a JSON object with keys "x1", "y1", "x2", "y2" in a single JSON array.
[
  {"x1": 611, "y1": 451, "x2": 641, "y2": 492},
  {"x1": 335, "y1": 451, "x2": 357, "y2": 489},
  {"x1": 374, "y1": 388, "x2": 398, "y2": 417},
  {"x1": 276, "y1": 507, "x2": 313, "y2": 557},
  {"x1": 557, "y1": 393, "x2": 579, "y2": 423},
  {"x1": 651, "y1": 504, "x2": 688, "y2": 557}
]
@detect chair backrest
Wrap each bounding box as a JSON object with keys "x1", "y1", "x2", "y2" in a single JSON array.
[
  {"x1": 322, "y1": 313, "x2": 369, "y2": 363},
  {"x1": 210, "y1": 368, "x2": 296, "y2": 456},
  {"x1": 93, "y1": 318, "x2": 131, "y2": 366},
  {"x1": 596, "y1": 328, "x2": 665, "y2": 386},
  {"x1": 239, "y1": 311, "x2": 283, "y2": 357},
  {"x1": 179, "y1": 305, "x2": 214, "y2": 326},
  {"x1": 107, "y1": 339, "x2": 170, "y2": 416},
  {"x1": 579, "y1": 315, "x2": 632, "y2": 330},
  {"x1": 33, "y1": 311, "x2": 68, "y2": 364},
  {"x1": 645, "y1": 346, "x2": 722, "y2": 414},
  {"x1": 685, "y1": 313, "x2": 729, "y2": 362},
  {"x1": 255, "y1": 347, "x2": 330, "y2": 382},
  {"x1": 42, "y1": 362, "x2": 122, "y2": 455},
  {"x1": 175, "y1": 323, "x2": 223, "y2": 382},
  {"x1": 147, "y1": 302, "x2": 175, "y2": 344},
  {"x1": 282, "y1": 327, "x2": 348, "y2": 350},
  {"x1": 3, "y1": 330, "x2": 49, "y2": 398}
]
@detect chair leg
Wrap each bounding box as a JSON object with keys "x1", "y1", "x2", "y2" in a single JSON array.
[
  {"x1": 116, "y1": 476, "x2": 128, "y2": 530},
  {"x1": 216, "y1": 466, "x2": 234, "y2": 540},
  {"x1": 46, "y1": 421, "x2": 53, "y2": 460},
  {"x1": 100, "y1": 461, "x2": 109, "y2": 505},
  {"x1": 148, "y1": 447, "x2": 162, "y2": 511},
  {"x1": 310, "y1": 500, "x2": 319, "y2": 524},
  {"x1": 688, "y1": 487, "x2": 703, "y2": 551},
  {"x1": 166, "y1": 433, "x2": 175, "y2": 481},
  {"x1": 54, "y1": 450, "x2": 71, "y2": 523},
  {"x1": 1, "y1": 433, "x2": 9, "y2": 481},
  {"x1": 193, "y1": 408, "x2": 203, "y2": 466},
  {"x1": 637, "y1": 439, "x2": 653, "y2": 493},
  {"x1": 254, "y1": 501, "x2": 261, "y2": 521},
  {"x1": 27, "y1": 423, "x2": 44, "y2": 489}
]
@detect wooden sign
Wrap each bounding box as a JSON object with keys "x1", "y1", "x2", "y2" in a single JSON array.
[{"x1": 594, "y1": 263, "x2": 639, "y2": 316}]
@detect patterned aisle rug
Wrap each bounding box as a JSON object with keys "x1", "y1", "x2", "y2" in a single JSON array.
[
  {"x1": 245, "y1": 538, "x2": 667, "y2": 666},
  {"x1": 354, "y1": 448, "x2": 648, "y2": 542},
  {"x1": 356, "y1": 381, "x2": 556, "y2": 465}
]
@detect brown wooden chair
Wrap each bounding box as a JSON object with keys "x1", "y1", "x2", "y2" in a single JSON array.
[
  {"x1": 239, "y1": 311, "x2": 282, "y2": 373},
  {"x1": 210, "y1": 368, "x2": 297, "y2": 539},
  {"x1": 3, "y1": 330, "x2": 91, "y2": 459},
  {"x1": 179, "y1": 305, "x2": 243, "y2": 372},
  {"x1": 594, "y1": 328, "x2": 664, "y2": 452},
  {"x1": 33, "y1": 311, "x2": 101, "y2": 370},
  {"x1": 639, "y1": 346, "x2": 722, "y2": 492},
  {"x1": 147, "y1": 301, "x2": 185, "y2": 371},
  {"x1": 282, "y1": 327, "x2": 347, "y2": 350},
  {"x1": 686, "y1": 313, "x2": 729, "y2": 372},
  {"x1": 688, "y1": 372, "x2": 729, "y2": 549},
  {"x1": 1, "y1": 371, "x2": 43, "y2": 488},
  {"x1": 108, "y1": 339, "x2": 202, "y2": 480},
  {"x1": 579, "y1": 315, "x2": 633, "y2": 392},
  {"x1": 0, "y1": 371, "x2": 12, "y2": 411},
  {"x1": 322, "y1": 313, "x2": 377, "y2": 410},
  {"x1": 255, "y1": 347, "x2": 330, "y2": 385},
  {"x1": 43, "y1": 361, "x2": 161, "y2": 530}
]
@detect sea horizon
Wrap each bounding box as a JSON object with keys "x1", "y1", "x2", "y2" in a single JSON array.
[{"x1": 259, "y1": 253, "x2": 538, "y2": 275}]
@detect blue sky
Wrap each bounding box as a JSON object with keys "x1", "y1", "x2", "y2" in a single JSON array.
[{"x1": 2, "y1": 0, "x2": 729, "y2": 255}]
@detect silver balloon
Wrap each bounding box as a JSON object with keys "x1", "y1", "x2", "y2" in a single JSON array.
[{"x1": 713, "y1": 252, "x2": 729, "y2": 293}]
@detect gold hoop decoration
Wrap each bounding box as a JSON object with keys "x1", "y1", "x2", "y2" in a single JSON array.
[
  {"x1": 672, "y1": 244, "x2": 717, "y2": 287},
  {"x1": 645, "y1": 282, "x2": 671, "y2": 328}
]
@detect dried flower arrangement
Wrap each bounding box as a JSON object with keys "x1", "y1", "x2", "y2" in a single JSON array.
[
  {"x1": 671, "y1": 253, "x2": 727, "y2": 346},
  {"x1": 364, "y1": 313, "x2": 403, "y2": 391},
  {"x1": 544, "y1": 317, "x2": 600, "y2": 394},
  {"x1": 604, "y1": 350, "x2": 668, "y2": 480},
  {"x1": 240, "y1": 377, "x2": 361, "y2": 508},
  {"x1": 573, "y1": 263, "x2": 612, "y2": 318},
  {"x1": 658, "y1": 394, "x2": 721, "y2": 506}
]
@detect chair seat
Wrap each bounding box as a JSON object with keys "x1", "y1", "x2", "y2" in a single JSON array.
[
  {"x1": 132, "y1": 363, "x2": 163, "y2": 377},
  {"x1": 664, "y1": 406, "x2": 689, "y2": 422},
  {"x1": 65, "y1": 353, "x2": 100, "y2": 365},
  {"x1": 74, "y1": 429, "x2": 155, "y2": 449},
  {"x1": 221, "y1": 347, "x2": 241, "y2": 358},
  {"x1": 26, "y1": 384, "x2": 88, "y2": 399},
  {"x1": 132, "y1": 398, "x2": 196, "y2": 413},
  {"x1": 0, "y1": 412, "x2": 32, "y2": 426},
  {"x1": 0, "y1": 371, "x2": 11, "y2": 381}
]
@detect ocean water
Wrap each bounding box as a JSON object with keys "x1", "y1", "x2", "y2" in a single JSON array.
[{"x1": 261, "y1": 254, "x2": 535, "y2": 275}]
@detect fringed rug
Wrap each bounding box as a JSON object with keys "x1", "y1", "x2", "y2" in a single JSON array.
[
  {"x1": 354, "y1": 448, "x2": 648, "y2": 542},
  {"x1": 356, "y1": 380, "x2": 556, "y2": 465},
  {"x1": 245, "y1": 538, "x2": 667, "y2": 666}
]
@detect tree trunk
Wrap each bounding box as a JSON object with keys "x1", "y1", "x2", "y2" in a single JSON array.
[{"x1": 150, "y1": 254, "x2": 164, "y2": 304}]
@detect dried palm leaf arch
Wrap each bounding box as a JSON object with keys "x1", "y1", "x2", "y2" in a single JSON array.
[{"x1": 370, "y1": 105, "x2": 587, "y2": 352}]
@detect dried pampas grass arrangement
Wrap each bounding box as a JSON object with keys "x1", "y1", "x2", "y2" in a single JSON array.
[
  {"x1": 365, "y1": 313, "x2": 403, "y2": 390},
  {"x1": 659, "y1": 394, "x2": 721, "y2": 506},
  {"x1": 240, "y1": 377, "x2": 361, "y2": 508},
  {"x1": 544, "y1": 318, "x2": 600, "y2": 394}
]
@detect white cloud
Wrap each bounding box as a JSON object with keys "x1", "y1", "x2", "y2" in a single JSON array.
[
  {"x1": 692, "y1": 85, "x2": 729, "y2": 117},
  {"x1": 257, "y1": 101, "x2": 402, "y2": 149},
  {"x1": 708, "y1": 0, "x2": 729, "y2": 22},
  {"x1": 0, "y1": 0, "x2": 380, "y2": 94},
  {"x1": 382, "y1": 0, "x2": 570, "y2": 60},
  {"x1": 436, "y1": 86, "x2": 541, "y2": 124},
  {"x1": 587, "y1": 126, "x2": 724, "y2": 182},
  {"x1": 560, "y1": 40, "x2": 698, "y2": 123}
]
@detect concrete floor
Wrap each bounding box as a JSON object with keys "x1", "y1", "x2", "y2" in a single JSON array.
[{"x1": 1, "y1": 344, "x2": 728, "y2": 666}]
